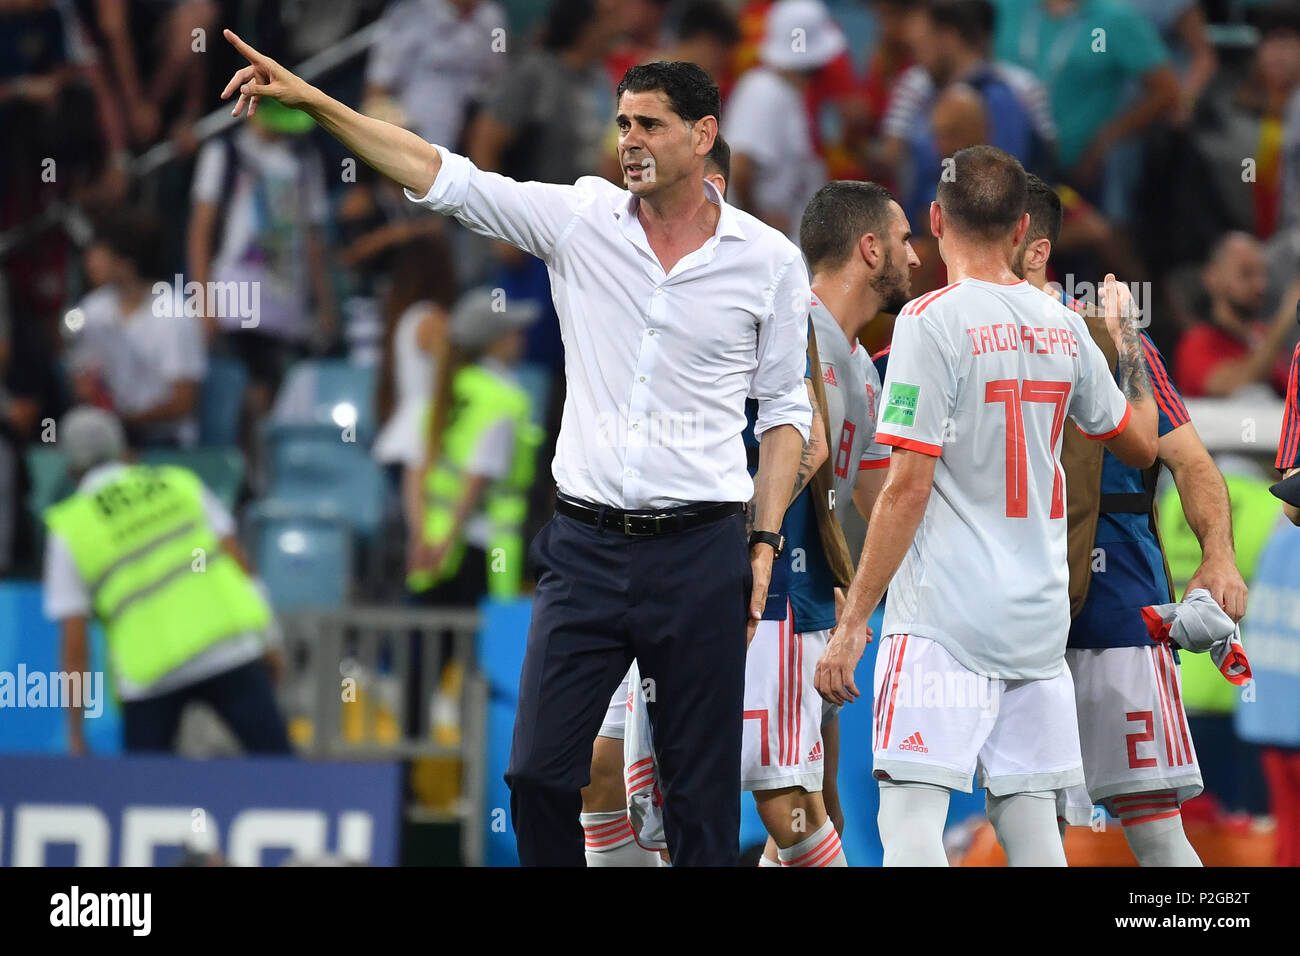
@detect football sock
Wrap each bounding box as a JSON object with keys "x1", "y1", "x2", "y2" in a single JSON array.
[
  {"x1": 878, "y1": 780, "x2": 950, "y2": 866},
  {"x1": 986, "y1": 791, "x2": 1068, "y2": 866},
  {"x1": 758, "y1": 854, "x2": 781, "y2": 867},
  {"x1": 580, "y1": 811, "x2": 664, "y2": 866},
  {"x1": 1115, "y1": 793, "x2": 1202, "y2": 866},
  {"x1": 777, "y1": 817, "x2": 847, "y2": 867}
]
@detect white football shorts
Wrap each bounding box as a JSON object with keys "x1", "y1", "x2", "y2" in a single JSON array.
[
  {"x1": 1064, "y1": 644, "x2": 1203, "y2": 818},
  {"x1": 624, "y1": 660, "x2": 666, "y2": 851},
  {"x1": 598, "y1": 666, "x2": 633, "y2": 740},
  {"x1": 871, "y1": 633, "x2": 1084, "y2": 795},
  {"x1": 741, "y1": 607, "x2": 827, "y2": 793}
]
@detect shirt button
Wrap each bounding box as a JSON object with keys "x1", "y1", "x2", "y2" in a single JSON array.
[
  {"x1": 648, "y1": 329, "x2": 656, "y2": 336},
  {"x1": 654, "y1": 288, "x2": 663, "y2": 296},
  {"x1": 632, "y1": 423, "x2": 639, "y2": 430},
  {"x1": 639, "y1": 376, "x2": 646, "y2": 382}
]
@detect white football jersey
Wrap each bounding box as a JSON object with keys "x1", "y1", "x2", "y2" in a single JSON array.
[
  {"x1": 809, "y1": 296, "x2": 890, "y2": 522},
  {"x1": 875, "y1": 278, "x2": 1130, "y2": 679}
]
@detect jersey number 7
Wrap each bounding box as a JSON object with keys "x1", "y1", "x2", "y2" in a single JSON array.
[{"x1": 984, "y1": 379, "x2": 1071, "y2": 519}]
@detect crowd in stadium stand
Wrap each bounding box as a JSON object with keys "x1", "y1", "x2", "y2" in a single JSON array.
[{"x1": 1, "y1": 0, "x2": 1299, "y2": 816}]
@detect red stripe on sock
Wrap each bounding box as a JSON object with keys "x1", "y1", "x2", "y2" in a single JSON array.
[
  {"x1": 806, "y1": 835, "x2": 843, "y2": 867},
  {"x1": 787, "y1": 829, "x2": 838, "y2": 866},
  {"x1": 1120, "y1": 809, "x2": 1182, "y2": 827}
]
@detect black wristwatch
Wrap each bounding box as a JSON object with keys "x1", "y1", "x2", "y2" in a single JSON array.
[{"x1": 748, "y1": 530, "x2": 785, "y2": 559}]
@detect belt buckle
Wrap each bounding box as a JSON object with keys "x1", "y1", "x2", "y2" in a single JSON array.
[{"x1": 622, "y1": 512, "x2": 663, "y2": 536}]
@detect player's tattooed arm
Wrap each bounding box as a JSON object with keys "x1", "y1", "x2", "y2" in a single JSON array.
[
  {"x1": 1103, "y1": 274, "x2": 1153, "y2": 405},
  {"x1": 790, "y1": 380, "x2": 828, "y2": 505},
  {"x1": 1113, "y1": 323, "x2": 1154, "y2": 405},
  {"x1": 1100, "y1": 274, "x2": 1159, "y2": 468}
]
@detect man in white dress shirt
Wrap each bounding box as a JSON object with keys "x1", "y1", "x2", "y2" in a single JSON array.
[{"x1": 220, "y1": 32, "x2": 812, "y2": 866}]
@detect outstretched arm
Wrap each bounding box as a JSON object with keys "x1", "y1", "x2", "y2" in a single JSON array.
[{"x1": 221, "y1": 30, "x2": 441, "y2": 195}]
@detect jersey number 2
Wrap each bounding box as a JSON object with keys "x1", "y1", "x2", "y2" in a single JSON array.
[{"x1": 984, "y1": 379, "x2": 1070, "y2": 519}]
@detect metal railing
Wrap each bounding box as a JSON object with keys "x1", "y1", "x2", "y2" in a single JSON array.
[{"x1": 278, "y1": 605, "x2": 488, "y2": 866}]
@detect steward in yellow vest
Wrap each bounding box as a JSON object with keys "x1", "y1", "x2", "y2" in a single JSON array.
[
  {"x1": 42, "y1": 407, "x2": 289, "y2": 755},
  {"x1": 407, "y1": 289, "x2": 543, "y2": 602}
]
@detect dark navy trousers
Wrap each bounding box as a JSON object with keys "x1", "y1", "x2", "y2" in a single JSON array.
[
  {"x1": 505, "y1": 509, "x2": 751, "y2": 866},
  {"x1": 122, "y1": 658, "x2": 292, "y2": 754}
]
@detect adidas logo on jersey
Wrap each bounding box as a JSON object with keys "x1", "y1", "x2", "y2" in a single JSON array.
[
  {"x1": 823, "y1": 365, "x2": 837, "y2": 386},
  {"x1": 807, "y1": 741, "x2": 823, "y2": 762},
  {"x1": 899, "y1": 732, "x2": 929, "y2": 753}
]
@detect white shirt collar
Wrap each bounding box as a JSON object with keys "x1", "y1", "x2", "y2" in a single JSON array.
[{"x1": 613, "y1": 178, "x2": 747, "y2": 242}]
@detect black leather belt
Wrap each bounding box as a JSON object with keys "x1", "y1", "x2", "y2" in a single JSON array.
[{"x1": 556, "y1": 497, "x2": 744, "y2": 536}]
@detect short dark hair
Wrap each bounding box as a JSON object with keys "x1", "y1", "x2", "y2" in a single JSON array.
[
  {"x1": 617, "y1": 61, "x2": 721, "y2": 125},
  {"x1": 542, "y1": 0, "x2": 599, "y2": 52},
  {"x1": 677, "y1": 0, "x2": 740, "y2": 45},
  {"x1": 1257, "y1": 1, "x2": 1300, "y2": 38},
  {"x1": 1023, "y1": 173, "x2": 1062, "y2": 247},
  {"x1": 925, "y1": 0, "x2": 994, "y2": 48},
  {"x1": 705, "y1": 133, "x2": 730, "y2": 182},
  {"x1": 935, "y1": 145, "x2": 1027, "y2": 240},
  {"x1": 799, "y1": 181, "x2": 899, "y2": 272},
  {"x1": 92, "y1": 208, "x2": 165, "y2": 280}
]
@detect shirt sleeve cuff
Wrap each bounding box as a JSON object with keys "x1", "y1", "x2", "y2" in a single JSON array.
[
  {"x1": 859, "y1": 457, "x2": 891, "y2": 470},
  {"x1": 1079, "y1": 403, "x2": 1132, "y2": 441},
  {"x1": 753, "y1": 381, "x2": 812, "y2": 444},
  {"x1": 876, "y1": 432, "x2": 942, "y2": 456},
  {"x1": 403, "y1": 144, "x2": 473, "y2": 213}
]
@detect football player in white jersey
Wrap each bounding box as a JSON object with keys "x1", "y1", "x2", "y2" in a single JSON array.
[
  {"x1": 578, "y1": 140, "x2": 735, "y2": 866},
  {"x1": 746, "y1": 181, "x2": 916, "y2": 864},
  {"x1": 815, "y1": 145, "x2": 1160, "y2": 866},
  {"x1": 1015, "y1": 175, "x2": 1245, "y2": 866},
  {"x1": 800, "y1": 181, "x2": 915, "y2": 524}
]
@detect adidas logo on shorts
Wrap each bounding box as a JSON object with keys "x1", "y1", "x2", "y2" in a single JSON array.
[
  {"x1": 899, "y1": 732, "x2": 929, "y2": 754},
  {"x1": 807, "y1": 742, "x2": 823, "y2": 762}
]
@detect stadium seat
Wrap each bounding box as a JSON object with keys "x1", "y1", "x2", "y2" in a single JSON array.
[
  {"x1": 246, "y1": 505, "x2": 351, "y2": 610},
  {"x1": 22, "y1": 447, "x2": 72, "y2": 565},
  {"x1": 270, "y1": 359, "x2": 377, "y2": 445},
  {"x1": 515, "y1": 363, "x2": 553, "y2": 428},
  {"x1": 264, "y1": 426, "x2": 386, "y2": 536},
  {"x1": 24, "y1": 446, "x2": 71, "y2": 517},
  {"x1": 138, "y1": 447, "x2": 246, "y2": 511},
  {"x1": 200, "y1": 355, "x2": 249, "y2": 446}
]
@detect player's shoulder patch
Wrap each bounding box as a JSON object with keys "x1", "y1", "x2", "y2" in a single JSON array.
[{"x1": 882, "y1": 381, "x2": 920, "y2": 426}]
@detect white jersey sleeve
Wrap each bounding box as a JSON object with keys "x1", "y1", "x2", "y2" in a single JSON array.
[
  {"x1": 858, "y1": 351, "x2": 891, "y2": 470},
  {"x1": 875, "y1": 294, "x2": 960, "y2": 456}
]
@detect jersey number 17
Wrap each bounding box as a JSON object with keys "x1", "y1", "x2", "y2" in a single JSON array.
[{"x1": 984, "y1": 379, "x2": 1071, "y2": 519}]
